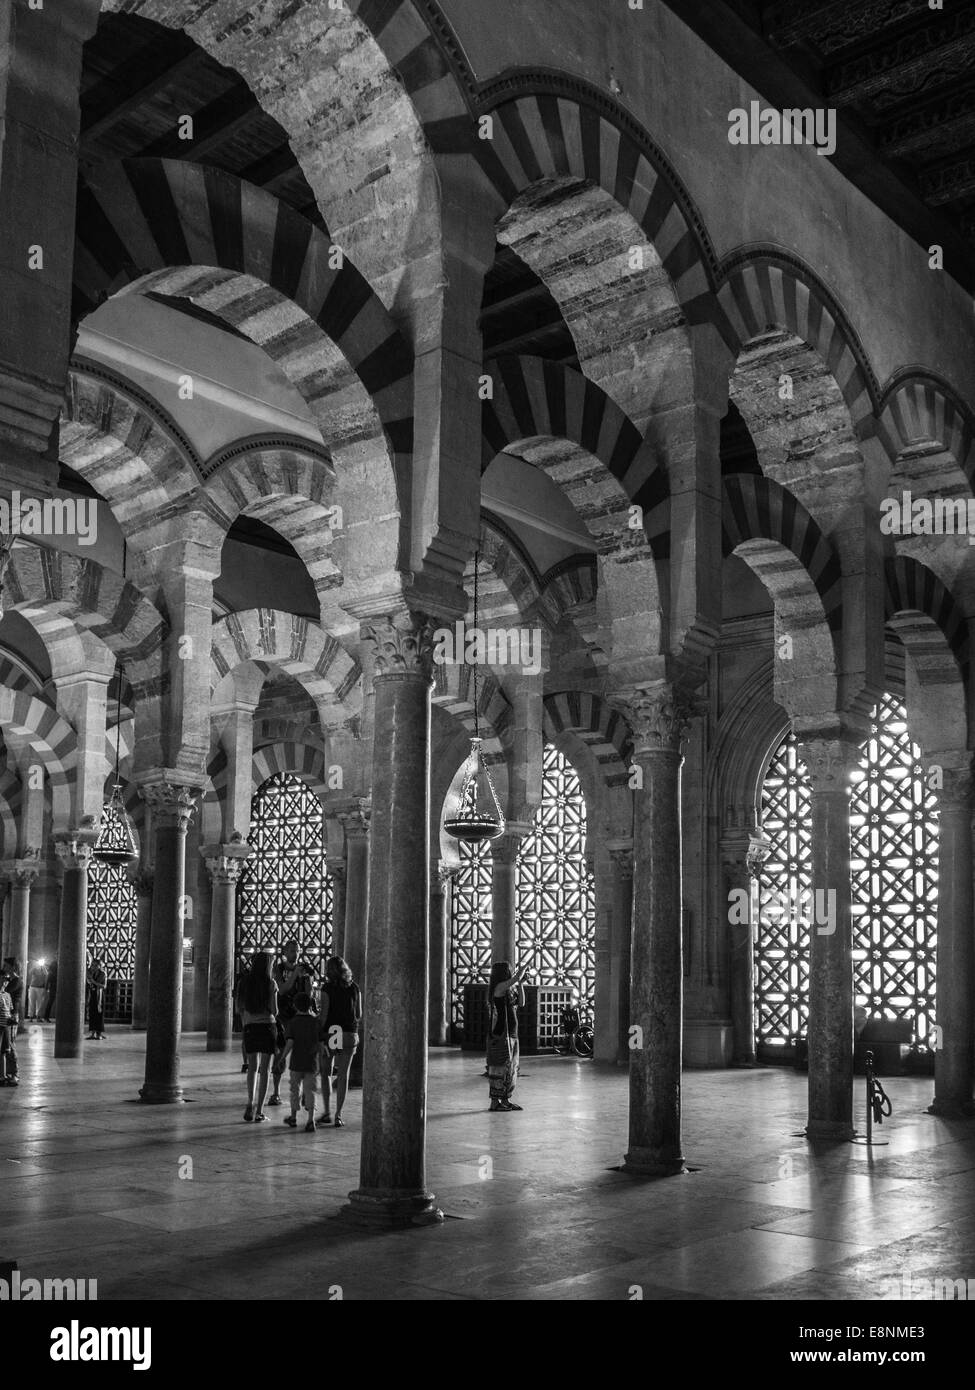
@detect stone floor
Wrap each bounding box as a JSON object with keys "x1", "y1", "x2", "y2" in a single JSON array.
[{"x1": 1, "y1": 1027, "x2": 973, "y2": 1302}]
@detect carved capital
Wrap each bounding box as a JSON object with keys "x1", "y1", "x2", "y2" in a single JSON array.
[
  {"x1": 338, "y1": 806, "x2": 371, "y2": 841},
  {"x1": 438, "y1": 863, "x2": 460, "y2": 890},
  {"x1": 53, "y1": 835, "x2": 96, "y2": 871},
  {"x1": 204, "y1": 854, "x2": 247, "y2": 885},
  {"x1": 608, "y1": 845, "x2": 634, "y2": 877},
  {"x1": 139, "y1": 781, "x2": 200, "y2": 831},
  {"x1": 126, "y1": 866, "x2": 154, "y2": 897},
  {"x1": 10, "y1": 861, "x2": 39, "y2": 888},
  {"x1": 618, "y1": 684, "x2": 695, "y2": 758},
  {"x1": 796, "y1": 738, "x2": 860, "y2": 795},
  {"x1": 361, "y1": 610, "x2": 435, "y2": 681}
]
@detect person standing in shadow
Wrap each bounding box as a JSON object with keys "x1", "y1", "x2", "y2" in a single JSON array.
[
  {"x1": 85, "y1": 956, "x2": 107, "y2": 1039},
  {"x1": 43, "y1": 957, "x2": 57, "y2": 1022},
  {"x1": 487, "y1": 960, "x2": 526, "y2": 1113}
]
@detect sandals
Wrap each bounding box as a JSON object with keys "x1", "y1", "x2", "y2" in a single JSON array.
[
  {"x1": 502, "y1": 1101, "x2": 523, "y2": 1111},
  {"x1": 283, "y1": 1115, "x2": 297, "y2": 1127},
  {"x1": 253, "y1": 1113, "x2": 267, "y2": 1123},
  {"x1": 305, "y1": 1120, "x2": 317, "y2": 1132},
  {"x1": 243, "y1": 1106, "x2": 254, "y2": 1122},
  {"x1": 333, "y1": 1117, "x2": 345, "y2": 1127},
  {"x1": 267, "y1": 1095, "x2": 282, "y2": 1107}
]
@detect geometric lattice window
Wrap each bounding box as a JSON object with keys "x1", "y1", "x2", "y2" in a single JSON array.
[
  {"x1": 449, "y1": 835, "x2": 493, "y2": 1032},
  {"x1": 755, "y1": 733, "x2": 813, "y2": 1048},
  {"x1": 236, "y1": 773, "x2": 333, "y2": 978},
  {"x1": 87, "y1": 794, "x2": 138, "y2": 990},
  {"x1": 515, "y1": 744, "x2": 596, "y2": 1016},
  {"x1": 850, "y1": 694, "x2": 939, "y2": 1046}
]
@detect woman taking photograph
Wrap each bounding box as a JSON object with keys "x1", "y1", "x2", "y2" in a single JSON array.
[
  {"x1": 237, "y1": 951, "x2": 277, "y2": 1122},
  {"x1": 487, "y1": 960, "x2": 526, "y2": 1112}
]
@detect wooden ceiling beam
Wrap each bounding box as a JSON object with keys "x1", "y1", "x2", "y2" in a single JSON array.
[
  {"x1": 138, "y1": 82, "x2": 260, "y2": 161},
  {"x1": 82, "y1": 49, "x2": 208, "y2": 143}
]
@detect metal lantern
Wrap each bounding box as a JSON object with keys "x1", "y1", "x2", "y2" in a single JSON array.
[
  {"x1": 442, "y1": 551, "x2": 506, "y2": 846},
  {"x1": 92, "y1": 666, "x2": 138, "y2": 866}
]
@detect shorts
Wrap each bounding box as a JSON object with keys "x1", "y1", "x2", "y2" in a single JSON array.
[
  {"x1": 243, "y1": 1022, "x2": 277, "y2": 1055},
  {"x1": 324, "y1": 1029, "x2": 359, "y2": 1054}
]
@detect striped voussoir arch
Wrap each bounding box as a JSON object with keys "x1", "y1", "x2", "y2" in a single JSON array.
[
  {"x1": 210, "y1": 610, "x2": 361, "y2": 715},
  {"x1": 0, "y1": 653, "x2": 46, "y2": 702},
  {"x1": 0, "y1": 764, "x2": 22, "y2": 855},
  {"x1": 539, "y1": 557, "x2": 598, "y2": 624},
  {"x1": 0, "y1": 689, "x2": 74, "y2": 828},
  {"x1": 885, "y1": 555, "x2": 970, "y2": 685},
  {"x1": 718, "y1": 252, "x2": 879, "y2": 436},
  {"x1": 543, "y1": 691, "x2": 633, "y2": 787},
  {"x1": 878, "y1": 373, "x2": 975, "y2": 482},
  {"x1": 351, "y1": 0, "x2": 474, "y2": 132},
  {"x1": 206, "y1": 741, "x2": 331, "y2": 829},
  {"x1": 477, "y1": 520, "x2": 543, "y2": 623},
  {"x1": 3, "y1": 549, "x2": 166, "y2": 695},
  {"x1": 483, "y1": 355, "x2": 669, "y2": 551},
  {"x1": 723, "y1": 474, "x2": 843, "y2": 635},
  {"x1": 202, "y1": 439, "x2": 343, "y2": 595},
  {"x1": 432, "y1": 663, "x2": 511, "y2": 763},
  {"x1": 63, "y1": 361, "x2": 201, "y2": 540},
  {"x1": 74, "y1": 158, "x2": 414, "y2": 459},
  {"x1": 472, "y1": 74, "x2": 721, "y2": 335}
]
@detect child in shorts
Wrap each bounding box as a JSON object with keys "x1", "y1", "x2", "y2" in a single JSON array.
[{"x1": 279, "y1": 992, "x2": 322, "y2": 1132}]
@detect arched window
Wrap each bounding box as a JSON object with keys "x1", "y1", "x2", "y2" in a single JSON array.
[
  {"x1": 850, "y1": 694, "x2": 939, "y2": 1046},
  {"x1": 516, "y1": 744, "x2": 596, "y2": 1015},
  {"x1": 448, "y1": 742, "x2": 596, "y2": 1030},
  {"x1": 87, "y1": 795, "x2": 138, "y2": 1021},
  {"x1": 449, "y1": 837, "x2": 492, "y2": 1034},
  {"x1": 755, "y1": 695, "x2": 940, "y2": 1054},
  {"x1": 236, "y1": 773, "x2": 333, "y2": 977}
]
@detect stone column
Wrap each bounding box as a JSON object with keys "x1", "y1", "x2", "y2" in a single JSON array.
[
  {"x1": 721, "y1": 827, "x2": 769, "y2": 1067},
  {"x1": 347, "y1": 610, "x2": 442, "y2": 1226},
  {"x1": 929, "y1": 764, "x2": 975, "y2": 1116},
  {"x1": 203, "y1": 843, "x2": 251, "y2": 1052},
  {"x1": 620, "y1": 685, "x2": 692, "y2": 1176},
  {"x1": 191, "y1": 851, "x2": 212, "y2": 1033},
  {"x1": 607, "y1": 843, "x2": 634, "y2": 1065},
  {"x1": 429, "y1": 863, "x2": 453, "y2": 1045},
  {"x1": 340, "y1": 807, "x2": 370, "y2": 1087},
  {"x1": 128, "y1": 868, "x2": 153, "y2": 1031},
  {"x1": 327, "y1": 859, "x2": 347, "y2": 960},
  {"x1": 52, "y1": 835, "x2": 96, "y2": 1059},
  {"x1": 7, "y1": 860, "x2": 39, "y2": 979},
  {"x1": 139, "y1": 781, "x2": 200, "y2": 1103},
  {"x1": 797, "y1": 738, "x2": 859, "y2": 1141},
  {"x1": 490, "y1": 825, "x2": 530, "y2": 962}
]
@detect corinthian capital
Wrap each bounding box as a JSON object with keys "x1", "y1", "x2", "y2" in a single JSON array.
[
  {"x1": 796, "y1": 738, "x2": 860, "y2": 795},
  {"x1": 53, "y1": 834, "x2": 96, "y2": 871},
  {"x1": 338, "y1": 803, "x2": 371, "y2": 841},
  {"x1": 361, "y1": 610, "x2": 435, "y2": 680},
  {"x1": 618, "y1": 683, "x2": 695, "y2": 758},
  {"x1": 138, "y1": 781, "x2": 200, "y2": 831}
]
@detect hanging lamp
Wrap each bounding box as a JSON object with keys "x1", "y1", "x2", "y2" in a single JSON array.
[
  {"x1": 93, "y1": 664, "x2": 139, "y2": 865},
  {"x1": 443, "y1": 551, "x2": 506, "y2": 845}
]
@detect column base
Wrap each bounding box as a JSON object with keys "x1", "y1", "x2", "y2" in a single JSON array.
[
  {"x1": 805, "y1": 1120, "x2": 855, "y2": 1141},
  {"x1": 139, "y1": 1083, "x2": 184, "y2": 1104},
  {"x1": 343, "y1": 1188, "x2": 444, "y2": 1228},
  {"x1": 206, "y1": 1038, "x2": 232, "y2": 1053},
  {"x1": 53, "y1": 1043, "x2": 82, "y2": 1060},
  {"x1": 622, "y1": 1149, "x2": 685, "y2": 1177},
  {"x1": 927, "y1": 1098, "x2": 975, "y2": 1118}
]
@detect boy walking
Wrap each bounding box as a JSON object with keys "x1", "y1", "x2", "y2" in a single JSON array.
[{"x1": 278, "y1": 992, "x2": 322, "y2": 1132}]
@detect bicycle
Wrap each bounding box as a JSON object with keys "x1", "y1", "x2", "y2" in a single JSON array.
[{"x1": 553, "y1": 1003, "x2": 594, "y2": 1058}]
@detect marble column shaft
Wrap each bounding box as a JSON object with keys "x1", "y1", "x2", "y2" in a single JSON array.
[
  {"x1": 608, "y1": 846, "x2": 633, "y2": 1065},
  {"x1": 429, "y1": 865, "x2": 452, "y2": 1045},
  {"x1": 348, "y1": 612, "x2": 440, "y2": 1225},
  {"x1": 799, "y1": 739, "x2": 858, "y2": 1141},
  {"x1": 129, "y1": 869, "x2": 153, "y2": 1032},
  {"x1": 139, "y1": 782, "x2": 198, "y2": 1103},
  {"x1": 623, "y1": 686, "x2": 691, "y2": 1176},
  {"x1": 7, "y1": 862, "x2": 38, "y2": 979},
  {"x1": 328, "y1": 861, "x2": 347, "y2": 961},
  {"x1": 53, "y1": 838, "x2": 95, "y2": 1059},
  {"x1": 204, "y1": 845, "x2": 250, "y2": 1052},
  {"x1": 931, "y1": 767, "x2": 975, "y2": 1115}
]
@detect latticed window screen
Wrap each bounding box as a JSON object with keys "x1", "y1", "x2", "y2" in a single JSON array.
[
  {"x1": 516, "y1": 744, "x2": 596, "y2": 1014},
  {"x1": 756, "y1": 696, "x2": 940, "y2": 1049},
  {"x1": 850, "y1": 694, "x2": 939, "y2": 1046},
  {"x1": 237, "y1": 773, "x2": 333, "y2": 978},
  {"x1": 87, "y1": 796, "x2": 137, "y2": 988},
  {"x1": 756, "y1": 735, "x2": 813, "y2": 1046},
  {"x1": 450, "y1": 836, "x2": 493, "y2": 1030}
]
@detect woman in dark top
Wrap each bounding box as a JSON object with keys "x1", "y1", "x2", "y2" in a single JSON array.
[
  {"x1": 320, "y1": 956, "x2": 361, "y2": 1127},
  {"x1": 85, "y1": 956, "x2": 107, "y2": 1039},
  {"x1": 237, "y1": 951, "x2": 278, "y2": 1122},
  {"x1": 487, "y1": 960, "x2": 526, "y2": 1112}
]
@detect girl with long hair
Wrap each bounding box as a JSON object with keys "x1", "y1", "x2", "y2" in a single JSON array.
[
  {"x1": 320, "y1": 956, "x2": 361, "y2": 1126},
  {"x1": 237, "y1": 950, "x2": 277, "y2": 1122},
  {"x1": 487, "y1": 960, "x2": 526, "y2": 1112}
]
